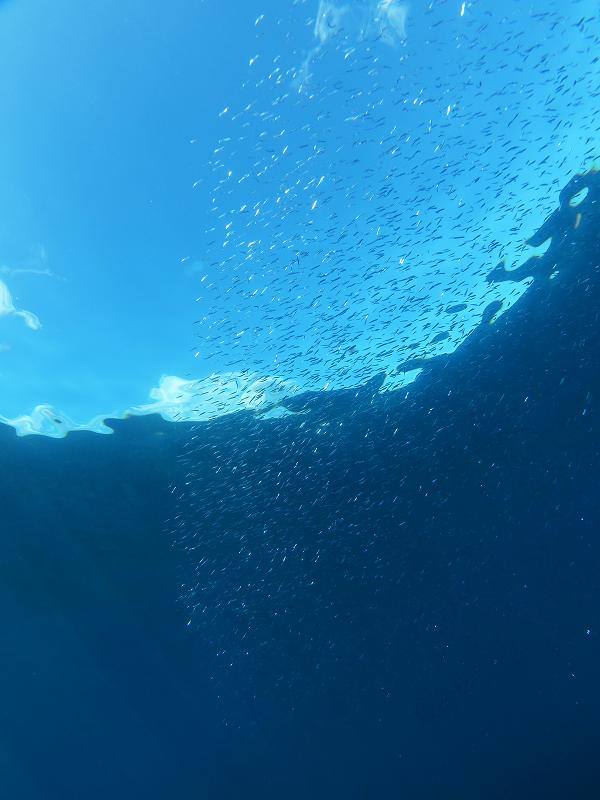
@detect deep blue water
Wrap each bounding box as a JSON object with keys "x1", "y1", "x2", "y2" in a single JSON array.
[{"x1": 2, "y1": 172, "x2": 600, "y2": 797}]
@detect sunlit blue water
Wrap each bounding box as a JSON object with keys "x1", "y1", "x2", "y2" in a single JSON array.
[
  {"x1": 2, "y1": 1, "x2": 600, "y2": 798},
  {"x1": 0, "y1": 0, "x2": 598, "y2": 434}
]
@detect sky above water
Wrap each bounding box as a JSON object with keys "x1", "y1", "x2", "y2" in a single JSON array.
[{"x1": 0, "y1": 0, "x2": 598, "y2": 436}]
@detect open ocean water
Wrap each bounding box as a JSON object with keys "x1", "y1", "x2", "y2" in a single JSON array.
[{"x1": 1, "y1": 1, "x2": 600, "y2": 798}]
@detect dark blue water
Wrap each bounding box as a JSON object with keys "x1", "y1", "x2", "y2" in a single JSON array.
[{"x1": 2, "y1": 173, "x2": 600, "y2": 797}]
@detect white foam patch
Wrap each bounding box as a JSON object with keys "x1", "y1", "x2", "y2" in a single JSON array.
[
  {"x1": 131, "y1": 373, "x2": 302, "y2": 421},
  {"x1": 296, "y1": 0, "x2": 408, "y2": 91},
  {"x1": 0, "y1": 279, "x2": 41, "y2": 330},
  {"x1": 314, "y1": 1, "x2": 350, "y2": 44},
  {"x1": 0, "y1": 372, "x2": 303, "y2": 438},
  {"x1": 376, "y1": 0, "x2": 409, "y2": 44},
  {"x1": 379, "y1": 368, "x2": 422, "y2": 393},
  {"x1": 0, "y1": 405, "x2": 114, "y2": 438}
]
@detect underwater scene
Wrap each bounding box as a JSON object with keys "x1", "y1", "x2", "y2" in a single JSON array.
[{"x1": 2, "y1": 0, "x2": 600, "y2": 797}]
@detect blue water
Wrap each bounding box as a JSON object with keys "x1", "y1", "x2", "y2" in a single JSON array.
[{"x1": 2, "y1": 1, "x2": 600, "y2": 797}]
